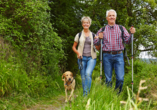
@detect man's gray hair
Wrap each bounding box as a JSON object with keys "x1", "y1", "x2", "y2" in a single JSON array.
[{"x1": 106, "y1": 9, "x2": 117, "y2": 17}]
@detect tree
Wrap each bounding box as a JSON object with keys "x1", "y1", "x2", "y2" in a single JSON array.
[
  {"x1": 49, "y1": 0, "x2": 84, "y2": 73},
  {"x1": 49, "y1": 0, "x2": 157, "y2": 73}
]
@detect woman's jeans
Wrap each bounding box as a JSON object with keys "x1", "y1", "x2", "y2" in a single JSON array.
[
  {"x1": 78, "y1": 56, "x2": 96, "y2": 96},
  {"x1": 103, "y1": 52, "x2": 124, "y2": 93}
]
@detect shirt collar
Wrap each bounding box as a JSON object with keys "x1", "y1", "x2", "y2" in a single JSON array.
[{"x1": 107, "y1": 24, "x2": 116, "y2": 29}]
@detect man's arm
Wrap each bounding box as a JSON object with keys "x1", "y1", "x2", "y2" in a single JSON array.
[{"x1": 123, "y1": 26, "x2": 136, "y2": 44}]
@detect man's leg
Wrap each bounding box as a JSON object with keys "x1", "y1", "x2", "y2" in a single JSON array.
[
  {"x1": 103, "y1": 53, "x2": 113, "y2": 87},
  {"x1": 114, "y1": 53, "x2": 125, "y2": 93}
]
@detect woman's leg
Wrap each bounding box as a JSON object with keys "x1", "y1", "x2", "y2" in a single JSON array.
[
  {"x1": 78, "y1": 57, "x2": 87, "y2": 96},
  {"x1": 85, "y1": 57, "x2": 96, "y2": 95}
]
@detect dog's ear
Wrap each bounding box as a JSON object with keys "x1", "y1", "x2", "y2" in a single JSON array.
[
  {"x1": 71, "y1": 72, "x2": 73, "y2": 77},
  {"x1": 62, "y1": 73, "x2": 65, "y2": 81}
]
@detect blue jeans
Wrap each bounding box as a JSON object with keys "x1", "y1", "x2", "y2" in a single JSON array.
[
  {"x1": 78, "y1": 56, "x2": 96, "y2": 96},
  {"x1": 103, "y1": 52, "x2": 124, "y2": 93}
]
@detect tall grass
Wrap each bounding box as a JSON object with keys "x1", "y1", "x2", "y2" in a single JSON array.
[
  {"x1": 65, "y1": 81, "x2": 124, "y2": 110},
  {"x1": 64, "y1": 80, "x2": 151, "y2": 110},
  {"x1": 0, "y1": 57, "x2": 64, "y2": 109},
  {"x1": 64, "y1": 59, "x2": 157, "y2": 110}
]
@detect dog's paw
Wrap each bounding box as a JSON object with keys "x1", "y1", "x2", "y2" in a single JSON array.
[{"x1": 69, "y1": 98, "x2": 74, "y2": 102}]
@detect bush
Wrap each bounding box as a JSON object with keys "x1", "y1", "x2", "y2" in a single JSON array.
[
  {"x1": 0, "y1": 0, "x2": 64, "y2": 98},
  {"x1": 0, "y1": 0, "x2": 63, "y2": 74}
]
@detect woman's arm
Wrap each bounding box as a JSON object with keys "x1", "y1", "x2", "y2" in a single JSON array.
[{"x1": 72, "y1": 42, "x2": 81, "y2": 58}]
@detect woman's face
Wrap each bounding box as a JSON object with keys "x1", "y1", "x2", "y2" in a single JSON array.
[{"x1": 82, "y1": 19, "x2": 90, "y2": 30}]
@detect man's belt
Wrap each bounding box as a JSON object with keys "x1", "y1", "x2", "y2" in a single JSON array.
[{"x1": 103, "y1": 51, "x2": 122, "y2": 54}]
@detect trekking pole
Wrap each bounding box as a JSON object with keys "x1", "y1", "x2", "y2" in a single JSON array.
[
  {"x1": 131, "y1": 26, "x2": 134, "y2": 98},
  {"x1": 99, "y1": 30, "x2": 104, "y2": 83},
  {"x1": 100, "y1": 38, "x2": 102, "y2": 81}
]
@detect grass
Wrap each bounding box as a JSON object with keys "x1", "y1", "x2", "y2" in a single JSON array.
[
  {"x1": 64, "y1": 80, "x2": 124, "y2": 110},
  {"x1": 0, "y1": 82, "x2": 65, "y2": 110},
  {"x1": 64, "y1": 60, "x2": 157, "y2": 110},
  {"x1": 64, "y1": 79, "x2": 153, "y2": 110},
  {"x1": 0, "y1": 59, "x2": 156, "y2": 110}
]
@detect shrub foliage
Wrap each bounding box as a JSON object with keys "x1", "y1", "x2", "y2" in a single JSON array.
[{"x1": 0, "y1": 0, "x2": 63, "y2": 96}]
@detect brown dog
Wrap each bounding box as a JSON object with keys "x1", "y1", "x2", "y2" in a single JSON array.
[{"x1": 62, "y1": 71, "x2": 75, "y2": 102}]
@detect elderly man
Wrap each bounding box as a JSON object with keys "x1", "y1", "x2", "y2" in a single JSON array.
[{"x1": 94, "y1": 9, "x2": 136, "y2": 94}]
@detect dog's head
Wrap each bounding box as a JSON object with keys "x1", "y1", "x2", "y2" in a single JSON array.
[{"x1": 62, "y1": 71, "x2": 73, "y2": 82}]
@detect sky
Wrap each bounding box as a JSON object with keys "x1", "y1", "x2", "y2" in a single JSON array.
[{"x1": 139, "y1": 45, "x2": 156, "y2": 59}]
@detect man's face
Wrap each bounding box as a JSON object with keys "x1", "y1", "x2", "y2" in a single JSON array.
[{"x1": 106, "y1": 11, "x2": 116, "y2": 25}]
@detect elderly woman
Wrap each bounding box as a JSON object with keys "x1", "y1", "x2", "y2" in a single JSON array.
[{"x1": 72, "y1": 16, "x2": 97, "y2": 96}]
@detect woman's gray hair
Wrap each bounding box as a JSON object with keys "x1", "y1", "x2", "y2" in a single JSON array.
[
  {"x1": 81, "y1": 16, "x2": 92, "y2": 24},
  {"x1": 106, "y1": 9, "x2": 117, "y2": 17}
]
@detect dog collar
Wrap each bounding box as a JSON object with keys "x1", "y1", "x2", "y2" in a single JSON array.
[{"x1": 65, "y1": 79, "x2": 74, "y2": 86}]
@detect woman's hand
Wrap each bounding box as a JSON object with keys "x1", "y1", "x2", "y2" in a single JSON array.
[
  {"x1": 72, "y1": 42, "x2": 82, "y2": 59},
  {"x1": 77, "y1": 53, "x2": 82, "y2": 59}
]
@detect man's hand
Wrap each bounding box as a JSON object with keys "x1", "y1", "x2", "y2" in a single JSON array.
[
  {"x1": 99, "y1": 32, "x2": 103, "y2": 39},
  {"x1": 130, "y1": 27, "x2": 136, "y2": 34}
]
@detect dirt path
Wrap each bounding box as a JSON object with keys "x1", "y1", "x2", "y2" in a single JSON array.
[{"x1": 26, "y1": 95, "x2": 66, "y2": 110}]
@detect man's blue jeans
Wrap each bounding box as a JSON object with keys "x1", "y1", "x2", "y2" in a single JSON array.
[
  {"x1": 103, "y1": 52, "x2": 124, "y2": 93},
  {"x1": 78, "y1": 56, "x2": 96, "y2": 96}
]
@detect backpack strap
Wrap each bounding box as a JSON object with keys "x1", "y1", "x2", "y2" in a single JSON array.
[
  {"x1": 78, "y1": 32, "x2": 82, "y2": 38},
  {"x1": 92, "y1": 32, "x2": 96, "y2": 52},
  {"x1": 119, "y1": 25, "x2": 130, "y2": 65},
  {"x1": 101, "y1": 26, "x2": 106, "y2": 32},
  {"x1": 119, "y1": 25, "x2": 124, "y2": 43},
  {"x1": 78, "y1": 32, "x2": 82, "y2": 46},
  {"x1": 92, "y1": 32, "x2": 95, "y2": 39}
]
